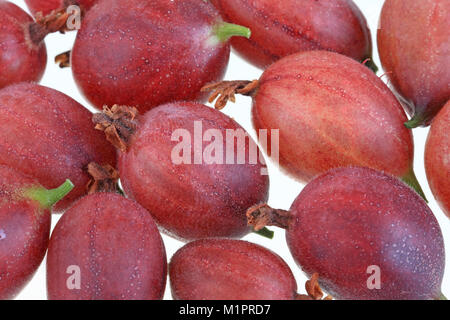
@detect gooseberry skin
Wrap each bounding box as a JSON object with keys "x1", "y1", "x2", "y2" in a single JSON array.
[
  {"x1": 425, "y1": 101, "x2": 450, "y2": 218},
  {"x1": 0, "y1": 166, "x2": 51, "y2": 300},
  {"x1": 252, "y1": 51, "x2": 415, "y2": 185},
  {"x1": 115, "y1": 102, "x2": 269, "y2": 241},
  {"x1": 211, "y1": 0, "x2": 373, "y2": 70},
  {"x1": 377, "y1": 0, "x2": 450, "y2": 127},
  {"x1": 72, "y1": 0, "x2": 233, "y2": 113},
  {"x1": 46, "y1": 192, "x2": 167, "y2": 300},
  {"x1": 0, "y1": 1, "x2": 47, "y2": 89},
  {"x1": 286, "y1": 167, "x2": 445, "y2": 300},
  {"x1": 0, "y1": 83, "x2": 117, "y2": 211},
  {"x1": 170, "y1": 239, "x2": 298, "y2": 300},
  {"x1": 25, "y1": 0, "x2": 97, "y2": 17}
]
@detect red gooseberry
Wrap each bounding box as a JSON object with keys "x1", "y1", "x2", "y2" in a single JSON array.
[
  {"x1": 204, "y1": 50, "x2": 426, "y2": 199},
  {"x1": 377, "y1": 0, "x2": 450, "y2": 128},
  {"x1": 0, "y1": 0, "x2": 47, "y2": 89},
  {"x1": 46, "y1": 163, "x2": 167, "y2": 300},
  {"x1": 247, "y1": 167, "x2": 446, "y2": 300},
  {"x1": 211, "y1": 0, "x2": 377, "y2": 71},
  {"x1": 70, "y1": 0, "x2": 252, "y2": 114},
  {"x1": 0, "y1": 83, "x2": 117, "y2": 211},
  {"x1": 0, "y1": 165, "x2": 73, "y2": 300},
  {"x1": 93, "y1": 102, "x2": 269, "y2": 241},
  {"x1": 425, "y1": 101, "x2": 450, "y2": 218},
  {"x1": 170, "y1": 238, "x2": 331, "y2": 300}
]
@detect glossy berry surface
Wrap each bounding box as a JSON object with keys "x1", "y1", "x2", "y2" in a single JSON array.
[
  {"x1": 72, "y1": 0, "x2": 248, "y2": 113},
  {"x1": 377, "y1": 0, "x2": 450, "y2": 127},
  {"x1": 286, "y1": 167, "x2": 445, "y2": 300},
  {"x1": 0, "y1": 165, "x2": 72, "y2": 300},
  {"x1": 425, "y1": 101, "x2": 450, "y2": 218},
  {"x1": 0, "y1": 83, "x2": 117, "y2": 211},
  {"x1": 0, "y1": 0, "x2": 47, "y2": 89},
  {"x1": 25, "y1": 0, "x2": 97, "y2": 17},
  {"x1": 94, "y1": 102, "x2": 269, "y2": 241},
  {"x1": 212, "y1": 0, "x2": 375, "y2": 70},
  {"x1": 238, "y1": 51, "x2": 421, "y2": 195},
  {"x1": 46, "y1": 192, "x2": 167, "y2": 300},
  {"x1": 170, "y1": 239, "x2": 298, "y2": 300}
]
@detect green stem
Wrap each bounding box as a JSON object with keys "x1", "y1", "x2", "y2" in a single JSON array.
[
  {"x1": 253, "y1": 227, "x2": 275, "y2": 239},
  {"x1": 25, "y1": 179, "x2": 74, "y2": 209},
  {"x1": 401, "y1": 169, "x2": 428, "y2": 202},
  {"x1": 404, "y1": 113, "x2": 425, "y2": 129},
  {"x1": 214, "y1": 22, "x2": 251, "y2": 43}
]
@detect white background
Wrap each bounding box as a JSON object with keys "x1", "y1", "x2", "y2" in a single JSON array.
[{"x1": 8, "y1": 0, "x2": 449, "y2": 300}]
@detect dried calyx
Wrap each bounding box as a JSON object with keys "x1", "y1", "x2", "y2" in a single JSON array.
[
  {"x1": 93, "y1": 105, "x2": 139, "y2": 152},
  {"x1": 246, "y1": 203, "x2": 292, "y2": 231},
  {"x1": 202, "y1": 80, "x2": 259, "y2": 110},
  {"x1": 246, "y1": 205, "x2": 333, "y2": 300},
  {"x1": 86, "y1": 162, "x2": 120, "y2": 194},
  {"x1": 28, "y1": 2, "x2": 81, "y2": 44},
  {"x1": 296, "y1": 273, "x2": 333, "y2": 300},
  {"x1": 55, "y1": 50, "x2": 71, "y2": 68}
]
